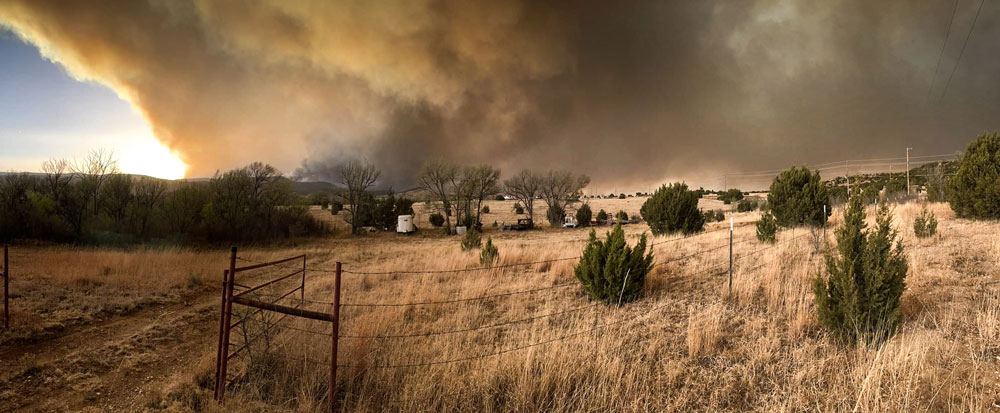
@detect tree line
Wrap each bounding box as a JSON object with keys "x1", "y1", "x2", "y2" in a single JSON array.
[
  {"x1": 417, "y1": 161, "x2": 589, "y2": 234},
  {"x1": 0, "y1": 150, "x2": 326, "y2": 244}
]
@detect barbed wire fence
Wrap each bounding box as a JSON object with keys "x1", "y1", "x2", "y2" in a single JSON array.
[{"x1": 212, "y1": 214, "x2": 819, "y2": 410}]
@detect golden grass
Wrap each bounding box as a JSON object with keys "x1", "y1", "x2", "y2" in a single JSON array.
[{"x1": 6, "y1": 200, "x2": 1000, "y2": 411}]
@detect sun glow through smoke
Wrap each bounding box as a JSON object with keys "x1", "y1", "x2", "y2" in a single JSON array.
[{"x1": 118, "y1": 132, "x2": 187, "y2": 179}]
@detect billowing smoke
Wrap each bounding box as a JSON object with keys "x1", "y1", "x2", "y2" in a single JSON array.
[{"x1": 2, "y1": 1, "x2": 998, "y2": 191}]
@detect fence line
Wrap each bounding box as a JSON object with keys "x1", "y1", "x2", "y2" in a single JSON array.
[
  {"x1": 235, "y1": 222, "x2": 748, "y2": 278},
  {"x1": 215, "y1": 217, "x2": 818, "y2": 409}
]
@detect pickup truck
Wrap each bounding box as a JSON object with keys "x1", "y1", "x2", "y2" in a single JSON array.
[{"x1": 502, "y1": 218, "x2": 534, "y2": 231}]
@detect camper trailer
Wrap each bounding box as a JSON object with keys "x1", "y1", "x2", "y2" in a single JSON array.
[{"x1": 396, "y1": 215, "x2": 415, "y2": 234}]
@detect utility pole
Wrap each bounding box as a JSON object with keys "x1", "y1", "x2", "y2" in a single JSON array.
[
  {"x1": 845, "y1": 160, "x2": 850, "y2": 195},
  {"x1": 906, "y1": 147, "x2": 912, "y2": 195}
]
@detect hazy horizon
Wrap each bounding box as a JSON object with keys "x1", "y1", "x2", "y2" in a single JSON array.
[{"x1": 2, "y1": 1, "x2": 998, "y2": 192}]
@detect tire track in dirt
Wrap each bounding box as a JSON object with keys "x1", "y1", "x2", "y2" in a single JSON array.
[{"x1": 0, "y1": 290, "x2": 222, "y2": 412}]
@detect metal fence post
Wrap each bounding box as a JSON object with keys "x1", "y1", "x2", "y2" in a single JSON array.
[
  {"x1": 301, "y1": 255, "x2": 307, "y2": 305},
  {"x1": 823, "y1": 205, "x2": 827, "y2": 247},
  {"x1": 3, "y1": 244, "x2": 8, "y2": 329},
  {"x1": 728, "y1": 217, "x2": 733, "y2": 297},
  {"x1": 330, "y1": 261, "x2": 342, "y2": 412},
  {"x1": 213, "y1": 269, "x2": 230, "y2": 401},
  {"x1": 216, "y1": 247, "x2": 238, "y2": 402}
]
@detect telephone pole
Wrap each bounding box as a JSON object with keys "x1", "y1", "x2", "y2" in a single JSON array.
[{"x1": 906, "y1": 147, "x2": 912, "y2": 195}]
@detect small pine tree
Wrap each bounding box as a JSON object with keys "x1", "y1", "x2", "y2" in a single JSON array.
[
  {"x1": 640, "y1": 182, "x2": 705, "y2": 235},
  {"x1": 714, "y1": 210, "x2": 725, "y2": 222},
  {"x1": 756, "y1": 211, "x2": 777, "y2": 243},
  {"x1": 480, "y1": 237, "x2": 499, "y2": 265},
  {"x1": 913, "y1": 207, "x2": 938, "y2": 238},
  {"x1": 429, "y1": 212, "x2": 445, "y2": 227},
  {"x1": 813, "y1": 191, "x2": 907, "y2": 344},
  {"x1": 461, "y1": 229, "x2": 482, "y2": 251},
  {"x1": 948, "y1": 132, "x2": 1000, "y2": 219},
  {"x1": 574, "y1": 224, "x2": 654, "y2": 305},
  {"x1": 546, "y1": 204, "x2": 566, "y2": 226},
  {"x1": 481, "y1": 205, "x2": 490, "y2": 214},
  {"x1": 768, "y1": 166, "x2": 830, "y2": 227},
  {"x1": 513, "y1": 202, "x2": 525, "y2": 215},
  {"x1": 616, "y1": 210, "x2": 628, "y2": 221},
  {"x1": 596, "y1": 209, "x2": 609, "y2": 224},
  {"x1": 576, "y1": 203, "x2": 593, "y2": 227},
  {"x1": 330, "y1": 201, "x2": 344, "y2": 214},
  {"x1": 618, "y1": 193, "x2": 626, "y2": 200}
]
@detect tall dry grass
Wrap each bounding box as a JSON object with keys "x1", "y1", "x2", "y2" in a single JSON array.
[{"x1": 183, "y1": 203, "x2": 998, "y2": 411}]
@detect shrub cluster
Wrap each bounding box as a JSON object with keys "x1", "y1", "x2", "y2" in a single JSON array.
[
  {"x1": 615, "y1": 210, "x2": 629, "y2": 223},
  {"x1": 641, "y1": 183, "x2": 705, "y2": 235},
  {"x1": 719, "y1": 188, "x2": 744, "y2": 204},
  {"x1": 513, "y1": 202, "x2": 525, "y2": 215},
  {"x1": 813, "y1": 192, "x2": 907, "y2": 344},
  {"x1": 429, "y1": 212, "x2": 445, "y2": 227},
  {"x1": 767, "y1": 166, "x2": 830, "y2": 227},
  {"x1": 947, "y1": 132, "x2": 1000, "y2": 219},
  {"x1": 913, "y1": 208, "x2": 938, "y2": 238},
  {"x1": 574, "y1": 224, "x2": 654, "y2": 305},
  {"x1": 736, "y1": 199, "x2": 758, "y2": 212},
  {"x1": 330, "y1": 201, "x2": 343, "y2": 214}
]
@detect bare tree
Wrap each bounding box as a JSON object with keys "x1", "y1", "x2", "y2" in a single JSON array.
[
  {"x1": 339, "y1": 159, "x2": 381, "y2": 235},
  {"x1": 503, "y1": 169, "x2": 542, "y2": 221},
  {"x1": 417, "y1": 160, "x2": 459, "y2": 234},
  {"x1": 466, "y1": 164, "x2": 501, "y2": 229},
  {"x1": 101, "y1": 173, "x2": 133, "y2": 229},
  {"x1": 539, "y1": 170, "x2": 590, "y2": 225},
  {"x1": 71, "y1": 149, "x2": 119, "y2": 215},
  {"x1": 132, "y1": 177, "x2": 167, "y2": 238},
  {"x1": 41, "y1": 158, "x2": 71, "y2": 200}
]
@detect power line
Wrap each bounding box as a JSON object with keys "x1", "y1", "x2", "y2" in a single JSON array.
[
  {"x1": 928, "y1": 0, "x2": 961, "y2": 101},
  {"x1": 940, "y1": 0, "x2": 987, "y2": 102}
]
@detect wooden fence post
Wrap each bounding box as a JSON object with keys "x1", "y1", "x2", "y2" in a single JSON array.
[
  {"x1": 301, "y1": 255, "x2": 307, "y2": 305},
  {"x1": 330, "y1": 261, "x2": 342, "y2": 412},
  {"x1": 215, "y1": 247, "x2": 238, "y2": 402}
]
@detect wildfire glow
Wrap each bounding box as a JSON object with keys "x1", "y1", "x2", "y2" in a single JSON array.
[{"x1": 118, "y1": 133, "x2": 187, "y2": 180}]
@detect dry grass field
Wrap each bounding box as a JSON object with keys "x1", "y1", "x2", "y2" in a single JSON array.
[{"x1": 1, "y1": 200, "x2": 998, "y2": 412}]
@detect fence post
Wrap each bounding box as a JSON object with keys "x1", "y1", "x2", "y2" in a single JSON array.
[
  {"x1": 330, "y1": 261, "x2": 342, "y2": 412},
  {"x1": 216, "y1": 247, "x2": 238, "y2": 403},
  {"x1": 213, "y1": 269, "x2": 229, "y2": 401},
  {"x1": 823, "y1": 205, "x2": 827, "y2": 247},
  {"x1": 301, "y1": 255, "x2": 307, "y2": 305},
  {"x1": 3, "y1": 244, "x2": 8, "y2": 329},
  {"x1": 728, "y1": 217, "x2": 733, "y2": 297}
]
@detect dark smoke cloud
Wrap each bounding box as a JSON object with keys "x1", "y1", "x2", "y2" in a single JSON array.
[{"x1": 2, "y1": 0, "x2": 998, "y2": 191}]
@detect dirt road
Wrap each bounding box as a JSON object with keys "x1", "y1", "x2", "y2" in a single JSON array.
[{"x1": 0, "y1": 290, "x2": 221, "y2": 412}]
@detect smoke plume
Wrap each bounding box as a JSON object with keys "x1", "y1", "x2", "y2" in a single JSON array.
[{"x1": 2, "y1": 0, "x2": 998, "y2": 190}]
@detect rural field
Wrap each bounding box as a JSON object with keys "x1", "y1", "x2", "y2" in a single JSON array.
[{"x1": 1, "y1": 199, "x2": 997, "y2": 412}]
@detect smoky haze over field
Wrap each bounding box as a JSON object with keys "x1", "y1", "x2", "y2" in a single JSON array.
[{"x1": 1, "y1": 1, "x2": 999, "y2": 189}]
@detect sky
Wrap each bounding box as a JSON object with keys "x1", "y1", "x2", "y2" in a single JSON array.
[
  {"x1": 0, "y1": 30, "x2": 186, "y2": 179},
  {"x1": 0, "y1": 1, "x2": 998, "y2": 190}
]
